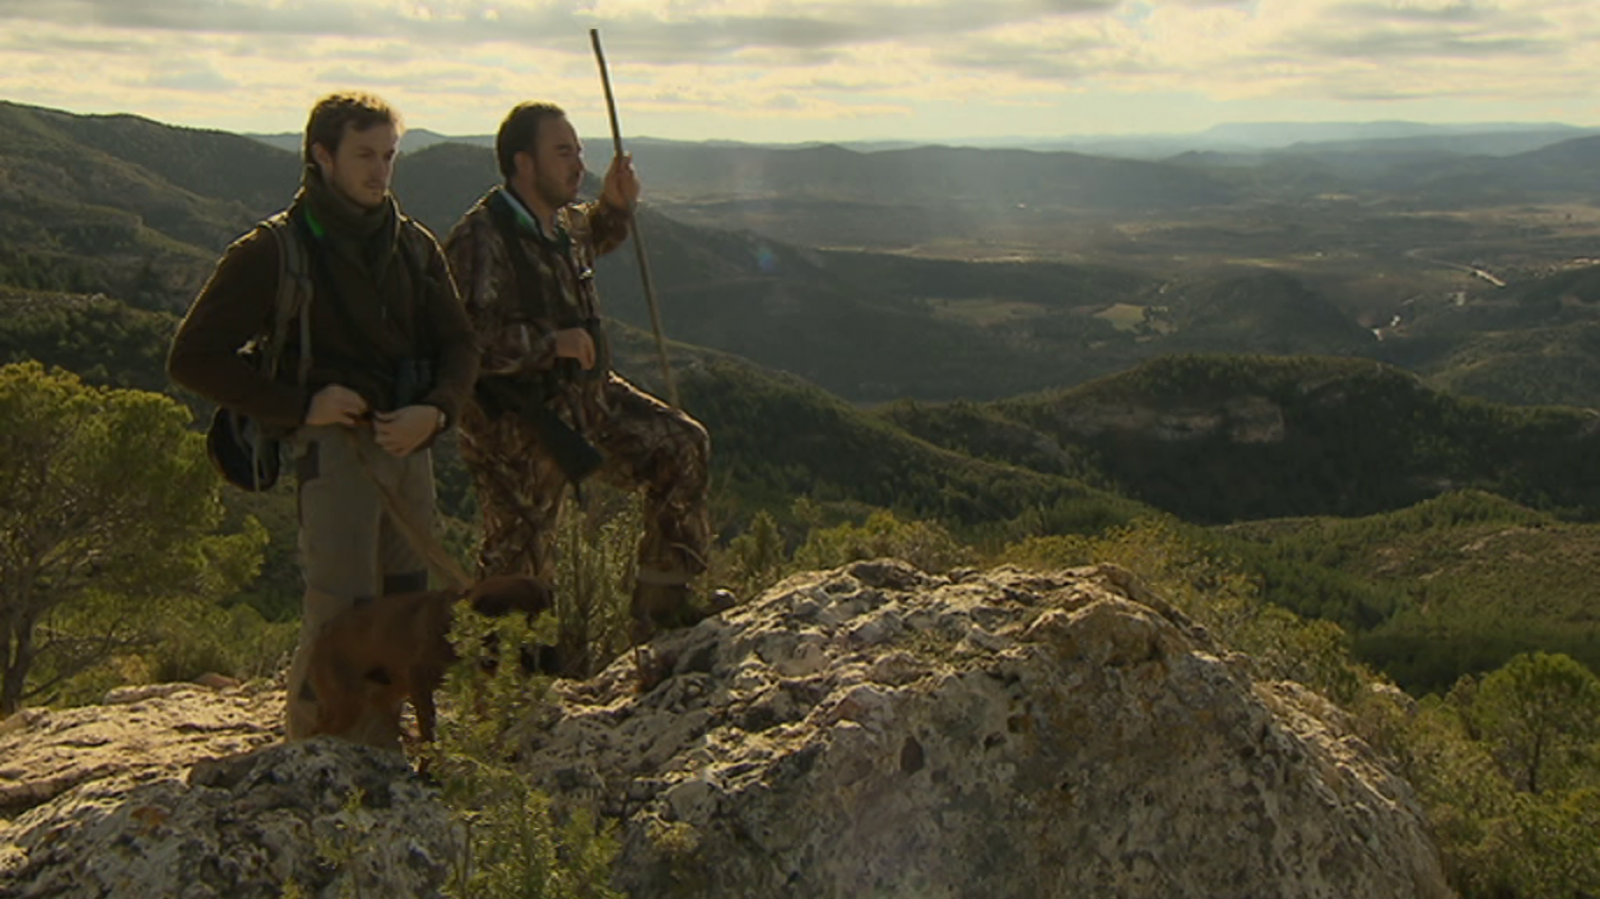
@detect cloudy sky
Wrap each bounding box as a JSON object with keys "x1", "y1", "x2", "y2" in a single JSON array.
[{"x1": 0, "y1": 0, "x2": 1595, "y2": 143}]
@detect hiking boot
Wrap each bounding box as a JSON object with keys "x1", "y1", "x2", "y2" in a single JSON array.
[
  {"x1": 630, "y1": 581, "x2": 693, "y2": 644},
  {"x1": 629, "y1": 583, "x2": 739, "y2": 691},
  {"x1": 707, "y1": 588, "x2": 738, "y2": 614},
  {"x1": 630, "y1": 582, "x2": 741, "y2": 643}
]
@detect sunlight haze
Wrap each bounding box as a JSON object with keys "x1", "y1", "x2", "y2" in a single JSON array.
[{"x1": 1, "y1": 0, "x2": 1596, "y2": 143}]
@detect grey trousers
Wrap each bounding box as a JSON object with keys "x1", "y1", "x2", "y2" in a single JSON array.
[{"x1": 281, "y1": 423, "x2": 436, "y2": 749}]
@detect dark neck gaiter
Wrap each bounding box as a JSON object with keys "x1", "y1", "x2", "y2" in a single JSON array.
[{"x1": 299, "y1": 165, "x2": 398, "y2": 279}]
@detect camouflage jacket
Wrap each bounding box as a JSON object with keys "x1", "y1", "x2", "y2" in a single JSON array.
[{"x1": 443, "y1": 186, "x2": 631, "y2": 409}]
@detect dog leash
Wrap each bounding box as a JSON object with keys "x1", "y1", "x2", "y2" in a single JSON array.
[
  {"x1": 341, "y1": 411, "x2": 670, "y2": 685},
  {"x1": 342, "y1": 427, "x2": 472, "y2": 591}
]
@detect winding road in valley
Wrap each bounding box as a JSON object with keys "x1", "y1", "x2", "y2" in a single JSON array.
[{"x1": 1405, "y1": 248, "x2": 1508, "y2": 287}]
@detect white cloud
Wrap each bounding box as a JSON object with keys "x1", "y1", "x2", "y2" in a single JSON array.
[{"x1": 0, "y1": 0, "x2": 1596, "y2": 138}]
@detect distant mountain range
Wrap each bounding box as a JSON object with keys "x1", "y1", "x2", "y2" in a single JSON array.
[
  {"x1": 228, "y1": 115, "x2": 1600, "y2": 226},
  {"x1": 9, "y1": 98, "x2": 1600, "y2": 409},
  {"x1": 247, "y1": 120, "x2": 1600, "y2": 159},
  {"x1": 244, "y1": 127, "x2": 485, "y2": 155}
]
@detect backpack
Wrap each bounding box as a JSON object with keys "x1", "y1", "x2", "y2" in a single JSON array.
[{"x1": 205, "y1": 212, "x2": 314, "y2": 491}]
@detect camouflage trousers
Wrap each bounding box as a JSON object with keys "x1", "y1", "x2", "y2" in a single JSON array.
[{"x1": 459, "y1": 372, "x2": 711, "y2": 610}]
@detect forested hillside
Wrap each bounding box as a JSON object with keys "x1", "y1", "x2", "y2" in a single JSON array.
[
  {"x1": 14, "y1": 100, "x2": 1600, "y2": 410},
  {"x1": 0, "y1": 102, "x2": 275, "y2": 305},
  {"x1": 883, "y1": 354, "x2": 1600, "y2": 523},
  {"x1": 1219, "y1": 490, "x2": 1600, "y2": 691}
]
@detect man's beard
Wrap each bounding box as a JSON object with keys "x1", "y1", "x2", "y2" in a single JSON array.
[
  {"x1": 331, "y1": 174, "x2": 384, "y2": 211},
  {"x1": 537, "y1": 171, "x2": 578, "y2": 209}
]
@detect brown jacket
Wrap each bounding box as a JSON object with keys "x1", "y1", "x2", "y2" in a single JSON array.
[{"x1": 168, "y1": 200, "x2": 477, "y2": 430}]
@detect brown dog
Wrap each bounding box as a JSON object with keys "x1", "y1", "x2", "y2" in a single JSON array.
[{"x1": 307, "y1": 575, "x2": 553, "y2": 746}]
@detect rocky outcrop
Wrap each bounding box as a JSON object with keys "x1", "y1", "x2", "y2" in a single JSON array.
[
  {"x1": 518, "y1": 560, "x2": 1450, "y2": 898},
  {"x1": 1, "y1": 693, "x2": 458, "y2": 898},
  {"x1": 0, "y1": 682, "x2": 279, "y2": 822},
  {"x1": 1, "y1": 561, "x2": 1453, "y2": 899}
]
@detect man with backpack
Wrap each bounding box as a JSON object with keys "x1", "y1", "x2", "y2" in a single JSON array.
[
  {"x1": 167, "y1": 92, "x2": 478, "y2": 748},
  {"x1": 443, "y1": 101, "x2": 713, "y2": 674}
]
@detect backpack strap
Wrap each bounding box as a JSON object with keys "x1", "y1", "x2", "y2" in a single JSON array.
[
  {"x1": 246, "y1": 212, "x2": 315, "y2": 484},
  {"x1": 261, "y1": 211, "x2": 315, "y2": 388},
  {"x1": 485, "y1": 188, "x2": 553, "y2": 323}
]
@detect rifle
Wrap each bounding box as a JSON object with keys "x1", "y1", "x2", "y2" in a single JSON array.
[{"x1": 475, "y1": 372, "x2": 603, "y2": 484}]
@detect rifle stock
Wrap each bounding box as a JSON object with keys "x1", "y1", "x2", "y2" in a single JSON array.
[{"x1": 475, "y1": 374, "x2": 603, "y2": 483}]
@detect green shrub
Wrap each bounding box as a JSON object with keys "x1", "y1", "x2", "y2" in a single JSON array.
[
  {"x1": 1395, "y1": 659, "x2": 1600, "y2": 898},
  {"x1": 715, "y1": 509, "x2": 789, "y2": 600},
  {"x1": 1467, "y1": 652, "x2": 1600, "y2": 795},
  {"x1": 550, "y1": 488, "x2": 640, "y2": 679},
  {"x1": 998, "y1": 517, "x2": 1372, "y2": 701},
  {"x1": 432, "y1": 544, "x2": 623, "y2": 898},
  {"x1": 149, "y1": 598, "x2": 298, "y2": 684},
  {"x1": 792, "y1": 509, "x2": 973, "y2": 574}
]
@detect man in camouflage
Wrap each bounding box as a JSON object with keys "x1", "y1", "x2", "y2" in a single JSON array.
[{"x1": 443, "y1": 102, "x2": 711, "y2": 664}]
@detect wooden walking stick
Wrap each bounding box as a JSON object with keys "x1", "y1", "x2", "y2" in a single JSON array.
[{"x1": 590, "y1": 27, "x2": 679, "y2": 407}]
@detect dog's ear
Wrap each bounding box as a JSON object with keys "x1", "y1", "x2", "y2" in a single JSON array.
[
  {"x1": 515, "y1": 577, "x2": 555, "y2": 615},
  {"x1": 469, "y1": 593, "x2": 510, "y2": 617},
  {"x1": 469, "y1": 575, "x2": 554, "y2": 618}
]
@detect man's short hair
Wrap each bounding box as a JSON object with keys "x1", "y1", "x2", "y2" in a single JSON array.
[
  {"x1": 303, "y1": 92, "x2": 403, "y2": 166},
  {"x1": 496, "y1": 102, "x2": 567, "y2": 179}
]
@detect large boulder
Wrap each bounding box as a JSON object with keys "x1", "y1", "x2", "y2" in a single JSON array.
[
  {"x1": 517, "y1": 560, "x2": 1452, "y2": 898},
  {"x1": 0, "y1": 685, "x2": 459, "y2": 898},
  {"x1": 0, "y1": 561, "x2": 1453, "y2": 898}
]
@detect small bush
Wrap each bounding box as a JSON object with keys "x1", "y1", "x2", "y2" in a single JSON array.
[
  {"x1": 434, "y1": 580, "x2": 622, "y2": 899},
  {"x1": 792, "y1": 509, "x2": 973, "y2": 574}
]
